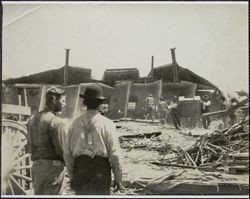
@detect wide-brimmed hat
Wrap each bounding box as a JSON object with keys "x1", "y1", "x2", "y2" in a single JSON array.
[{"x1": 79, "y1": 84, "x2": 106, "y2": 101}]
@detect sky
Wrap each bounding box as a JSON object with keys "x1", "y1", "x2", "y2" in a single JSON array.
[{"x1": 2, "y1": 1, "x2": 248, "y2": 94}]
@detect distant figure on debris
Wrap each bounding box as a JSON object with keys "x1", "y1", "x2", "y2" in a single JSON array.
[
  {"x1": 228, "y1": 97, "x2": 238, "y2": 126},
  {"x1": 27, "y1": 87, "x2": 67, "y2": 195},
  {"x1": 169, "y1": 96, "x2": 181, "y2": 130},
  {"x1": 64, "y1": 84, "x2": 122, "y2": 195},
  {"x1": 143, "y1": 94, "x2": 157, "y2": 122},
  {"x1": 158, "y1": 97, "x2": 169, "y2": 125},
  {"x1": 219, "y1": 96, "x2": 228, "y2": 127},
  {"x1": 201, "y1": 95, "x2": 211, "y2": 129}
]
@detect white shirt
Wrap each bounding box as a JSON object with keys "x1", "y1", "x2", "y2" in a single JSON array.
[{"x1": 63, "y1": 110, "x2": 122, "y2": 183}]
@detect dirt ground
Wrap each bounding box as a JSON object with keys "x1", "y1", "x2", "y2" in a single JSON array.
[{"x1": 62, "y1": 120, "x2": 249, "y2": 195}]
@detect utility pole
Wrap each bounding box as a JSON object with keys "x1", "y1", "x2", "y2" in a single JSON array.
[
  {"x1": 63, "y1": 49, "x2": 70, "y2": 85},
  {"x1": 151, "y1": 56, "x2": 154, "y2": 78},
  {"x1": 170, "y1": 48, "x2": 179, "y2": 82}
]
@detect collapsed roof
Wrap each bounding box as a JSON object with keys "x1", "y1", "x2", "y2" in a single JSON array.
[
  {"x1": 148, "y1": 63, "x2": 222, "y2": 93},
  {"x1": 3, "y1": 66, "x2": 92, "y2": 85}
]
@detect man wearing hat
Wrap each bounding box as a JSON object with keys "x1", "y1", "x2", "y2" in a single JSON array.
[
  {"x1": 143, "y1": 94, "x2": 157, "y2": 122},
  {"x1": 169, "y1": 96, "x2": 181, "y2": 130},
  {"x1": 201, "y1": 95, "x2": 211, "y2": 129},
  {"x1": 158, "y1": 97, "x2": 169, "y2": 125},
  {"x1": 27, "y1": 86, "x2": 67, "y2": 195},
  {"x1": 64, "y1": 84, "x2": 122, "y2": 195}
]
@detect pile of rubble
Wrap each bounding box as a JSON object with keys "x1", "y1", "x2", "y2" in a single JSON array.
[
  {"x1": 119, "y1": 132, "x2": 173, "y2": 153},
  {"x1": 153, "y1": 115, "x2": 249, "y2": 174}
]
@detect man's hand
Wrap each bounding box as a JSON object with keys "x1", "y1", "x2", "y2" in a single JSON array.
[{"x1": 113, "y1": 181, "x2": 122, "y2": 192}]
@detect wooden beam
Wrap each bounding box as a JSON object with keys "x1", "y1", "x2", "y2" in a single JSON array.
[
  {"x1": 124, "y1": 81, "x2": 131, "y2": 118},
  {"x1": 73, "y1": 84, "x2": 81, "y2": 119},
  {"x1": 2, "y1": 104, "x2": 31, "y2": 116},
  {"x1": 202, "y1": 98, "x2": 249, "y2": 118},
  {"x1": 23, "y1": 89, "x2": 28, "y2": 107}
]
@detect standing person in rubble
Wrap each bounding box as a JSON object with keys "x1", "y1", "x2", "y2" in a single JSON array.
[
  {"x1": 228, "y1": 97, "x2": 239, "y2": 126},
  {"x1": 64, "y1": 84, "x2": 122, "y2": 195},
  {"x1": 201, "y1": 95, "x2": 211, "y2": 129},
  {"x1": 158, "y1": 97, "x2": 169, "y2": 125},
  {"x1": 27, "y1": 87, "x2": 67, "y2": 195},
  {"x1": 143, "y1": 94, "x2": 157, "y2": 122},
  {"x1": 169, "y1": 96, "x2": 181, "y2": 130},
  {"x1": 219, "y1": 96, "x2": 228, "y2": 127}
]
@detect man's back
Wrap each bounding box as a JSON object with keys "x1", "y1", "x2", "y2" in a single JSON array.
[
  {"x1": 144, "y1": 96, "x2": 156, "y2": 108},
  {"x1": 28, "y1": 111, "x2": 65, "y2": 161}
]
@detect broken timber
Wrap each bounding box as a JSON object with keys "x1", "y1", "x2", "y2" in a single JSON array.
[
  {"x1": 202, "y1": 97, "x2": 249, "y2": 118},
  {"x1": 120, "y1": 132, "x2": 161, "y2": 139}
]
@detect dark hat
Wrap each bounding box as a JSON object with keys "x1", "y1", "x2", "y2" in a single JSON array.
[
  {"x1": 203, "y1": 95, "x2": 209, "y2": 99},
  {"x1": 171, "y1": 95, "x2": 177, "y2": 100},
  {"x1": 79, "y1": 84, "x2": 106, "y2": 100},
  {"x1": 46, "y1": 86, "x2": 65, "y2": 96}
]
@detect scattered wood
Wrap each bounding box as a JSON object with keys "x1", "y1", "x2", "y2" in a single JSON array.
[
  {"x1": 147, "y1": 170, "x2": 186, "y2": 188},
  {"x1": 120, "y1": 132, "x2": 161, "y2": 139},
  {"x1": 150, "y1": 161, "x2": 197, "y2": 169},
  {"x1": 162, "y1": 113, "x2": 249, "y2": 174},
  {"x1": 185, "y1": 151, "x2": 197, "y2": 167},
  {"x1": 228, "y1": 152, "x2": 249, "y2": 159},
  {"x1": 224, "y1": 166, "x2": 249, "y2": 174},
  {"x1": 202, "y1": 98, "x2": 249, "y2": 118}
]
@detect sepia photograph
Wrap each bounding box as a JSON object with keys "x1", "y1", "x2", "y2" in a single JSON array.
[{"x1": 1, "y1": 1, "x2": 249, "y2": 197}]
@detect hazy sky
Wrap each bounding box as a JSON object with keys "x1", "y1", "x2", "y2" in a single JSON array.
[{"x1": 2, "y1": 2, "x2": 248, "y2": 94}]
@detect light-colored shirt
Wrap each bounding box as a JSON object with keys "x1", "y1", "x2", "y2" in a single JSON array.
[
  {"x1": 169, "y1": 101, "x2": 178, "y2": 110},
  {"x1": 158, "y1": 100, "x2": 169, "y2": 112},
  {"x1": 144, "y1": 96, "x2": 157, "y2": 109},
  {"x1": 202, "y1": 100, "x2": 211, "y2": 110},
  {"x1": 63, "y1": 110, "x2": 122, "y2": 183}
]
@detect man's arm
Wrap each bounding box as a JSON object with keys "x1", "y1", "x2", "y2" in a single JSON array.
[
  {"x1": 106, "y1": 122, "x2": 122, "y2": 190},
  {"x1": 63, "y1": 124, "x2": 75, "y2": 181}
]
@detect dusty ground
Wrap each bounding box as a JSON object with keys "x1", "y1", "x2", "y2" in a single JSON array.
[{"x1": 63, "y1": 120, "x2": 249, "y2": 195}]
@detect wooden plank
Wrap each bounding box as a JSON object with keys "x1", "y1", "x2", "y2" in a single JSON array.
[
  {"x1": 185, "y1": 151, "x2": 197, "y2": 167},
  {"x1": 146, "y1": 179, "x2": 250, "y2": 194},
  {"x1": 120, "y1": 132, "x2": 161, "y2": 139},
  {"x1": 2, "y1": 104, "x2": 31, "y2": 116},
  {"x1": 228, "y1": 152, "x2": 249, "y2": 159},
  {"x1": 202, "y1": 98, "x2": 249, "y2": 118},
  {"x1": 228, "y1": 160, "x2": 249, "y2": 165},
  {"x1": 18, "y1": 95, "x2": 22, "y2": 121},
  {"x1": 14, "y1": 165, "x2": 32, "y2": 170},
  {"x1": 9, "y1": 175, "x2": 27, "y2": 195},
  {"x1": 224, "y1": 166, "x2": 249, "y2": 174},
  {"x1": 13, "y1": 83, "x2": 41, "y2": 88},
  {"x1": 13, "y1": 154, "x2": 30, "y2": 166},
  {"x1": 11, "y1": 173, "x2": 32, "y2": 182},
  {"x1": 150, "y1": 162, "x2": 197, "y2": 169},
  {"x1": 124, "y1": 81, "x2": 131, "y2": 118},
  {"x1": 23, "y1": 89, "x2": 28, "y2": 107},
  {"x1": 73, "y1": 84, "x2": 81, "y2": 119}
]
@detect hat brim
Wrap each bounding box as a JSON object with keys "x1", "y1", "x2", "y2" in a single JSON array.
[{"x1": 79, "y1": 94, "x2": 106, "y2": 100}]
